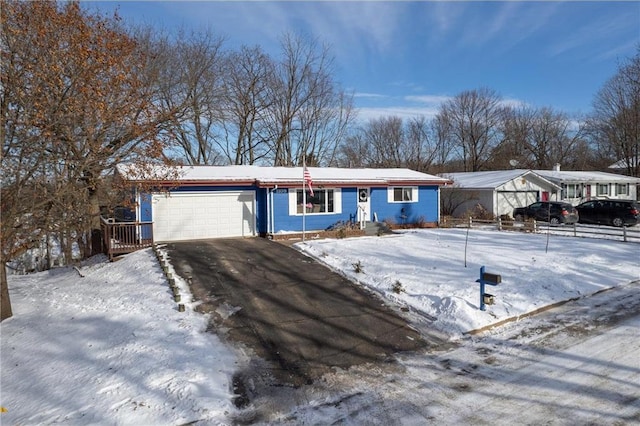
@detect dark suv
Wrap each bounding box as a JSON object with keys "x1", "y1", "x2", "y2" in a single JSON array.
[
  {"x1": 575, "y1": 200, "x2": 640, "y2": 227},
  {"x1": 513, "y1": 201, "x2": 579, "y2": 225}
]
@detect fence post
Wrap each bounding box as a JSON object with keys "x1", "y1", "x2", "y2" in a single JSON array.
[
  {"x1": 468, "y1": 216, "x2": 473, "y2": 228},
  {"x1": 623, "y1": 226, "x2": 627, "y2": 242},
  {"x1": 573, "y1": 223, "x2": 577, "y2": 237},
  {"x1": 497, "y1": 216, "x2": 502, "y2": 231}
]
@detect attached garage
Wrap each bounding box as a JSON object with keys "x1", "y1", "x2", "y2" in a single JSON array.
[{"x1": 152, "y1": 191, "x2": 256, "y2": 242}]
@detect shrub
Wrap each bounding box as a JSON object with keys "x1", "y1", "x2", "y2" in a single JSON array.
[{"x1": 392, "y1": 280, "x2": 405, "y2": 294}]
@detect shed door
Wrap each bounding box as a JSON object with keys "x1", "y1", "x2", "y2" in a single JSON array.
[
  {"x1": 152, "y1": 191, "x2": 255, "y2": 242},
  {"x1": 497, "y1": 191, "x2": 538, "y2": 217}
]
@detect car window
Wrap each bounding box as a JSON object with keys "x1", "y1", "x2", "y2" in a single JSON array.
[
  {"x1": 530, "y1": 202, "x2": 542, "y2": 209},
  {"x1": 580, "y1": 201, "x2": 595, "y2": 209}
]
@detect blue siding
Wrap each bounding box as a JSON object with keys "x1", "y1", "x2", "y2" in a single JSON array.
[
  {"x1": 272, "y1": 186, "x2": 439, "y2": 232},
  {"x1": 271, "y1": 187, "x2": 356, "y2": 233},
  {"x1": 255, "y1": 188, "x2": 268, "y2": 235},
  {"x1": 136, "y1": 184, "x2": 440, "y2": 236},
  {"x1": 370, "y1": 186, "x2": 439, "y2": 225},
  {"x1": 139, "y1": 192, "x2": 153, "y2": 222}
]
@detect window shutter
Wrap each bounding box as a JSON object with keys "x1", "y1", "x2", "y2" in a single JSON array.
[
  {"x1": 334, "y1": 188, "x2": 342, "y2": 214},
  {"x1": 288, "y1": 189, "x2": 297, "y2": 215}
]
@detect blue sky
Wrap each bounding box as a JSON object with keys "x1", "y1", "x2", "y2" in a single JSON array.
[{"x1": 86, "y1": 1, "x2": 639, "y2": 121}]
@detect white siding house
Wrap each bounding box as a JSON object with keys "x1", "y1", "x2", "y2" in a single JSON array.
[
  {"x1": 535, "y1": 167, "x2": 640, "y2": 204},
  {"x1": 441, "y1": 170, "x2": 560, "y2": 218},
  {"x1": 442, "y1": 167, "x2": 640, "y2": 219}
]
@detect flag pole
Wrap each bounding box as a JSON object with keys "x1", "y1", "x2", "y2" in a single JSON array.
[{"x1": 302, "y1": 155, "x2": 306, "y2": 242}]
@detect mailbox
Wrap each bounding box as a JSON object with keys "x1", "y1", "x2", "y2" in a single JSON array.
[
  {"x1": 482, "y1": 272, "x2": 501, "y2": 284},
  {"x1": 483, "y1": 293, "x2": 495, "y2": 305},
  {"x1": 475, "y1": 266, "x2": 501, "y2": 311}
]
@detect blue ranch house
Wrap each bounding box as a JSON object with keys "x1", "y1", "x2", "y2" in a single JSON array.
[{"x1": 115, "y1": 165, "x2": 451, "y2": 242}]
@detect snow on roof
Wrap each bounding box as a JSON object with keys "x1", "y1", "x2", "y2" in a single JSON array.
[
  {"x1": 609, "y1": 157, "x2": 639, "y2": 170},
  {"x1": 535, "y1": 169, "x2": 640, "y2": 183},
  {"x1": 442, "y1": 169, "x2": 640, "y2": 189},
  {"x1": 441, "y1": 169, "x2": 559, "y2": 189},
  {"x1": 116, "y1": 164, "x2": 451, "y2": 186}
]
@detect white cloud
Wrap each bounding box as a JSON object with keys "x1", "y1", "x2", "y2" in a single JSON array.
[
  {"x1": 548, "y1": 10, "x2": 638, "y2": 59},
  {"x1": 404, "y1": 95, "x2": 452, "y2": 105},
  {"x1": 355, "y1": 105, "x2": 441, "y2": 123},
  {"x1": 353, "y1": 92, "x2": 388, "y2": 99}
]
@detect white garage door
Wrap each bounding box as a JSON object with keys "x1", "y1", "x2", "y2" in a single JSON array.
[
  {"x1": 497, "y1": 191, "x2": 538, "y2": 217},
  {"x1": 152, "y1": 191, "x2": 255, "y2": 242}
]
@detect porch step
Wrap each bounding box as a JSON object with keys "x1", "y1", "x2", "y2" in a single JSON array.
[{"x1": 363, "y1": 221, "x2": 394, "y2": 236}]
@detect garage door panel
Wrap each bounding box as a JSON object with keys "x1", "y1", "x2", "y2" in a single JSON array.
[
  {"x1": 152, "y1": 191, "x2": 255, "y2": 242},
  {"x1": 497, "y1": 191, "x2": 538, "y2": 217}
]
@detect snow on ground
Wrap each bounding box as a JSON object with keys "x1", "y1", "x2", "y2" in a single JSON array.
[
  {"x1": 1, "y1": 228, "x2": 639, "y2": 425},
  {"x1": 296, "y1": 228, "x2": 640, "y2": 337},
  {"x1": 1, "y1": 250, "x2": 238, "y2": 425}
]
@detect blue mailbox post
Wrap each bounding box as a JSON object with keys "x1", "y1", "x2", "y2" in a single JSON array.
[{"x1": 475, "y1": 265, "x2": 501, "y2": 311}]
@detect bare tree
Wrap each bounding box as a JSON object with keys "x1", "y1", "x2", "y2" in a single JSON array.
[
  {"x1": 499, "y1": 105, "x2": 585, "y2": 170},
  {"x1": 430, "y1": 113, "x2": 456, "y2": 173},
  {"x1": 220, "y1": 45, "x2": 274, "y2": 165},
  {"x1": 363, "y1": 116, "x2": 405, "y2": 167},
  {"x1": 337, "y1": 115, "x2": 444, "y2": 171},
  {"x1": 156, "y1": 28, "x2": 227, "y2": 165},
  {"x1": 337, "y1": 133, "x2": 370, "y2": 168},
  {"x1": 588, "y1": 48, "x2": 640, "y2": 177},
  {"x1": 405, "y1": 116, "x2": 443, "y2": 172},
  {"x1": 437, "y1": 88, "x2": 505, "y2": 171},
  {"x1": 264, "y1": 33, "x2": 355, "y2": 166}
]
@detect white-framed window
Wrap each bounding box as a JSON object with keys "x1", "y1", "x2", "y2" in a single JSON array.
[
  {"x1": 288, "y1": 188, "x2": 342, "y2": 215},
  {"x1": 615, "y1": 183, "x2": 629, "y2": 196},
  {"x1": 597, "y1": 184, "x2": 609, "y2": 196},
  {"x1": 563, "y1": 184, "x2": 581, "y2": 198},
  {"x1": 388, "y1": 186, "x2": 418, "y2": 203}
]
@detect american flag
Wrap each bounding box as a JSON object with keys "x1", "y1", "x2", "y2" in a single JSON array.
[{"x1": 303, "y1": 166, "x2": 314, "y2": 197}]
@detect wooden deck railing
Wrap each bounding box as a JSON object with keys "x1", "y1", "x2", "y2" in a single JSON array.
[{"x1": 101, "y1": 216, "x2": 154, "y2": 260}]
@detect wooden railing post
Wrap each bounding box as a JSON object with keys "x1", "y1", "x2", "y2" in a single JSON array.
[{"x1": 100, "y1": 216, "x2": 154, "y2": 260}]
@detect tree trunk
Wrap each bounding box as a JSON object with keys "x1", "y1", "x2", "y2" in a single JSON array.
[
  {"x1": 88, "y1": 187, "x2": 103, "y2": 257},
  {"x1": 1, "y1": 259, "x2": 13, "y2": 321}
]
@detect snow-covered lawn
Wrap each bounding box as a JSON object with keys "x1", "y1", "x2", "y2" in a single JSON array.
[
  {"x1": 1, "y1": 251, "x2": 238, "y2": 425},
  {"x1": 296, "y1": 228, "x2": 640, "y2": 336},
  {"x1": 1, "y1": 228, "x2": 638, "y2": 424}
]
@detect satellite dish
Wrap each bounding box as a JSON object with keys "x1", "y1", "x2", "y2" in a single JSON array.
[{"x1": 509, "y1": 159, "x2": 519, "y2": 167}]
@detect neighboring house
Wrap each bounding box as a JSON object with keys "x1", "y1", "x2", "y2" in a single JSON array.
[
  {"x1": 442, "y1": 166, "x2": 640, "y2": 219},
  {"x1": 441, "y1": 170, "x2": 561, "y2": 218},
  {"x1": 609, "y1": 156, "x2": 639, "y2": 177},
  {"x1": 537, "y1": 166, "x2": 640, "y2": 204},
  {"x1": 115, "y1": 165, "x2": 450, "y2": 242}
]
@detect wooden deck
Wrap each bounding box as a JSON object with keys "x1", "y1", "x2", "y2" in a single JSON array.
[{"x1": 101, "y1": 217, "x2": 154, "y2": 260}]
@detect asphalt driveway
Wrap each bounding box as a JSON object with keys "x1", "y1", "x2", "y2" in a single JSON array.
[{"x1": 164, "y1": 238, "x2": 437, "y2": 387}]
